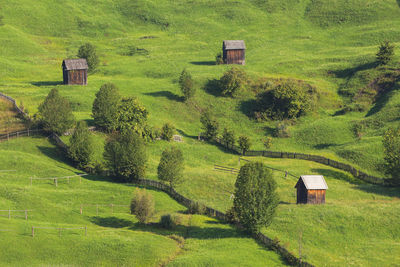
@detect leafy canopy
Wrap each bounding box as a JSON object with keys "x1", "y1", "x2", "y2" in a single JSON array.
[
  {"x1": 38, "y1": 88, "x2": 75, "y2": 135},
  {"x1": 130, "y1": 189, "x2": 154, "y2": 224},
  {"x1": 92, "y1": 83, "x2": 121, "y2": 132},
  {"x1": 200, "y1": 110, "x2": 219, "y2": 140},
  {"x1": 77, "y1": 43, "x2": 99, "y2": 73},
  {"x1": 116, "y1": 97, "x2": 148, "y2": 133},
  {"x1": 234, "y1": 162, "x2": 279, "y2": 233},
  {"x1": 376, "y1": 41, "x2": 395, "y2": 65},
  {"x1": 219, "y1": 67, "x2": 248, "y2": 97},
  {"x1": 179, "y1": 69, "x2": 195, "y2": 101},
  {"x1": 238, "y1": 135, "x2": 251, "y2": 155},
  {"x1": 104, "y1": 131, "x2": 147, "y2": 182},
  {"x1": 222, "y1": 128, "x2": 235, "y2": 149},
  {"x1": 157, "y1": 146, "x2": 184, "y2": 187},
  {"x1": 68, "y1": 121, "x2": 94, "y2": 168},
  {"x1": 161, "y1": 123, "x2": 175, "y2": 141}
]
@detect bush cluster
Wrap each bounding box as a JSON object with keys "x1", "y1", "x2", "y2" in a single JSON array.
[
  {"x1": 161, "y1": 123, "x2": 175, "y2": 141},
  {"x1": 188, "y1": 202, "x2": 206, "y2": 215},
  {"x1": 218, "y1": 67, "x2": 248, "y2": 97},
  {"x1": 256, "y1": 79, "x2": 318, "y2": 120},
  {"x1": 200, "y1": 111, "x2": 219, "y2": 140},
  {"x1": 77, "y1": 43, "x2": 99, "y2": 73},
  {"x1": 159, "y1": 213, "x2": 182, "y2": 229},
  {"x1": 130, "y1": 189, "x2": 154, "y2": 224}
]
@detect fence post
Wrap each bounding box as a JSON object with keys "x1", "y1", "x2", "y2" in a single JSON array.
[
  {"x1": 85, "y1": 226, "x2": 87, "y2": 236},
  {"x1": 54, "y1": 178, "x2": 58, "y2": 187},
  {"x1": 80, "y1": 204, "x2": 83, "y2": 215},
  {"x1": 16, "y1": 132, "x2": 19, "y2": 138},
  {"x1": 8, "y1": 209, "x2": 10, "y2": 219},
  {"x1": 25, "y1": 210, "x2": 28, "y2": 220},
  {"x1": 7, "y1": 133, "x2": 9, "y2": 141},
  {"x1": 28, "y1": 129, "x2": 30, "y2": 136},
  {"x1": 32, "y1": 227, "x2": 34, "y2": 237}
]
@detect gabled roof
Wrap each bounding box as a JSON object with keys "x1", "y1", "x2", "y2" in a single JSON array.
[
  {"x1": 295, "y1": 175, "x2": 328, "y2": 190},
  {"x1": 223, "y1": 40, "x2": 246, "y2": 50},
  {"x1": 62, "y1": 59, "x2": 88, "y2": 70}
]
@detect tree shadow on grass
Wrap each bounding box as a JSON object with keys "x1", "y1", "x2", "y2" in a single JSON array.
[
  {"x1": 239, "y1": 99, "x2": 257, "y2": 118},
  {"x1": 352, "y1": 183, "x2": 400, "y2": 198},
  {"x1": 330, "y1": 61, "x2": 378, "y2": 79},
  {"x1": 31, "y1": 81, "x2": 63, "y2": 87},
  {"x1": 176, "y1": 129, "x2": 198, "y2": 141},
  {"x1": 143, "y1": 91, "x2": 183, "y2": 102},
  {"x1": 311, "y1": 168, "x2": 362, "y2": 185},
  {"x1": 37, "y1": 145, "x2": 75, "y2": 168},
  {"x1": 313, "y1": 143, "x2": 339, "y2": 150},
  {"x1": 366, "y1": 88, "x2": 395, "y2": 117},
  {"x1": 204, "y1": 79, "x2": 221, "y2": 96},
  {"x1": 91, "y1": 216, "x2": 134, "y2": 228},
  {"x1": 190, "y1": 61, "x2": 215, "y2": 66}
]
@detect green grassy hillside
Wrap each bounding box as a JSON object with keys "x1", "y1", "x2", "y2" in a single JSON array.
[
  {"x1": 0, "y1": 136, "x2": 285, "y2": 266},
  {"x1": 1, "y1": 0, "x2": 400, "y2": 175}
]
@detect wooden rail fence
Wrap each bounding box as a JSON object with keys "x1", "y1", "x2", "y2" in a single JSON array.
[
  {"x1": 0, "y1": 209, "x2": 32, "y2": 220},
  {"x1": 216, "y1": 138, "x2": 388, "y2": 186},
  {"x1": 30, "y1": 174, "x2": 87, "y2": 187},
  {"x1": 0, "y1": 129, "x2": 44, "y2": 142},
  {"x1": 31, "y1": 226, "x2": 87, "y2": 237}
]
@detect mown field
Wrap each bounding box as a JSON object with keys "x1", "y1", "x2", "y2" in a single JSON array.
[
  {"x1": 1, "y1": 0, "x2": 400, "y2": 176},
  {"x1": 1, "y1": 0, "x2": 400, "y2": 266},
  {"x1": 0, "y1": 136, "x2": 286, "y2": 266}
]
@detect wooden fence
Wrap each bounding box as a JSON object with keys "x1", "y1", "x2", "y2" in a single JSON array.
[
  {"x1": 0, "y1": 209, "x2": 32, "y2": 220},
  {"x1": 0, "y1": 92, "x2": 28, "y2": 117},
  {"x1": 30, "y1": 174, "x2": 87, "y2": 187},
  {"x1": 0, "y1": 129, "x2": 44, "y2": 142},
  {"x1": 216, "y1": 139, "x2": 387, "y2": 186},
  {"x1": 79, "y1": 204, "x2": 129, "y2": 215}
]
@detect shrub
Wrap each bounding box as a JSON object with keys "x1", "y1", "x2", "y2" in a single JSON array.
[
  {"x1": 68, "y1": 121, "x2": 94, "y2": 168},
  {"x1": 256, "y1": 80, "x2": 317, "y2": 120},
  {"x1": 92, "y1": 83, "x2": 121, "y2": 132},
  {"x1": 383, "y1": 127, "x2": 400, "y2": 185},
  {"x1": 157, "y1": 146, "x2": 184, "y2": 188},
  {"x1": 130, "y1": 189, "x2": 154, "y2": 224},
  {"x1": 274, "y1": 121, "x2": 291, "y2": 138},
  {"x1": 179, "y1": 69, "x2": 195, "y2": 101},
  {"x1": 38, "y1": 88, "x2": 75, "y2": 135},
  {"x1": 233, "y1": 162, "x2": 279, "y2": 233},
  {"x1": 264, "y1": 137, "x2": 273, "y2": 150},
  {"x1": 222, "y1": 128, "x2": 235, "y2": 149},
  {"x1": 104, "y1": 131, "x2": 147, "y2": 182},
  {"x1": 219, "y1": 67, "x2": 248, "y2": 97},
  {"x1": 215, "y1": 52, "x2": 224, "y2": 65},
  {"x1": 116, "y1": 97, "x2": 148, "y2": 133},
  {"x1": 160, "y1": 214, "x2": 182, "y2": 229},
  {"x1": 188, "y1": 202, "x2": 206, "y2": 215},
  {"x1": 225, "y1": 207, "x2": 239, "y2": 224},
  {"x1": 238, "y1": 135, "x2": 251, "y2": 155},
  {"x1": 77, "y1": 43, "x2": 99, "y2": 73},
  {"x1": 161, "y1": 123, "x2": 175, "y2": 141},
  {"x1": 200, "y1": 111, "x2": 219, "y2": 140},
  {"x1": 376, "y1": 41, "x2": 395, "y2": 65}
]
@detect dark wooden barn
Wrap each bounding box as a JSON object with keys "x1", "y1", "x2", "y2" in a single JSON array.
[
  {"x1": 62, "y1": 59, "x2": 88, "y2": 85},
  {"x1": 295, "y1": 175, "x2": 328, "y2": 204},
  {"x1": 223, "y1": 40, "x2": 246, "y2": 65}
]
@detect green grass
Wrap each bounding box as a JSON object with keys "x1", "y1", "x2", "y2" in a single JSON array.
[
  {"x1": 2, "y1": 0, "x2": 400, "y2": 265},
  {"x1": 1, "y1": 0, "x2": 400, "y2": 176},
  {"x1": 0, "y1": 136, "x2": 286, "y2": 266}
]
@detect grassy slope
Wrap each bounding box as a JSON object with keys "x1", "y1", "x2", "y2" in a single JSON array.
[
  {"x1": 1, "y1": 0, "x2": 400, "y2": 176},
  {"x1": 0, "y1": 99, "x2": 26, "y2": 135},
  {"x1": 69, "y1": 131, "x2": 400, "y2": 266},
  {"x1": 0, "y1": 136, "x2": 285, "y2": 266}
]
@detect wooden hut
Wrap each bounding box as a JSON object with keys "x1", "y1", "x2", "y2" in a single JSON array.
[
  {"x1": 295, "y1": 175, "x2": 328, "y2": 204},
  {"x1": 62, "y1": 59, "x2": 88, "y2": 85},
  {"x1": 223, "y1": 40, "x2": 245, "y2": 65}
]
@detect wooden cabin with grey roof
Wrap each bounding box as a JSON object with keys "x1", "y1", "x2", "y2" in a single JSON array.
[
  {"x1": 62, "y1": 59, "x2": 88, "y2": 85},
  {"x1": 295, "y1": 175, "x2": 328, "y2": 204},
  {"x1": 223, "y1": 40, "x2": 246, "y2": 65}
]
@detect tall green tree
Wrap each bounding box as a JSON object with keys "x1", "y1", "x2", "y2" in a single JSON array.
[
  {"x1": 116, "y1": 97, "x2": 148, "y2": 133},
  {"x1": 77, "y1": 43, "x2": 99, "y2": 73},
  {"x1": 222, "y1": 128, "x2": 235, "y2": 149},
  {"x1": 383, "y1": 127, "x2": 400, "y2": 185},
  {"x1": 219, "y1": 67, "x2": 247, "y2": 97},
  {"x1": 157, "y1": 146, "x2": 184, "y2": 187},
  {"x1": 38, "y1": 88, "x2": 75, "y2": 135},
  {"x1": 104, "y1": 131, "x2": 147, "y2": 182},
  {"x1": 179, "y1": 69, "x2": 195, "y2": 101},
  {"x1": 200, "y1": 110, "x2": 219, "y2": 140},
  {"x1": 161, "y1": 123, "x2": 175, "y2": 141},
  {"x1": 69, "y1": 121, "x2": 93, "y2": 168},
  {"x1": 238, "y1": 135, "x2": 251, "y2": 155},
  {"x1": 92, "y1": 83, "x2": 121, "y2": 132},
  {"x1": 376, "y1": 41, "x2": 395, "y2": 65},
  {"x1": 233, "y1": 162, "x2": 279, "y2": 233}
]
